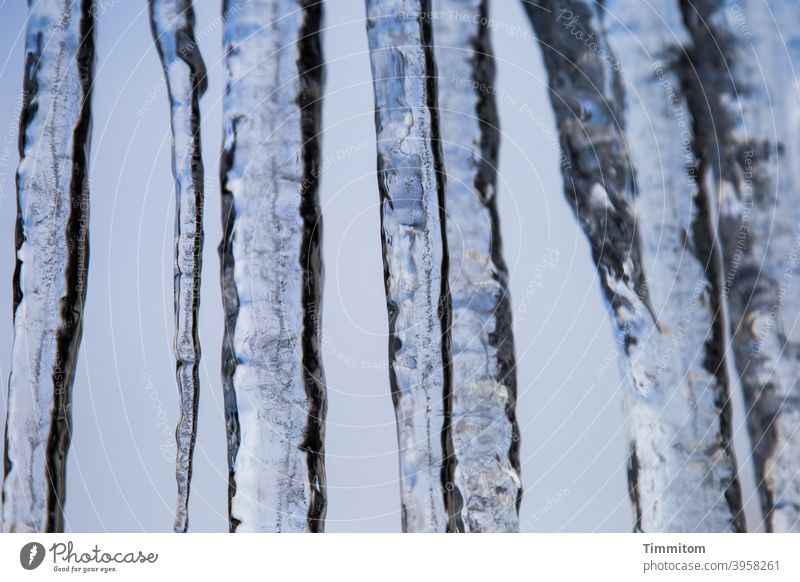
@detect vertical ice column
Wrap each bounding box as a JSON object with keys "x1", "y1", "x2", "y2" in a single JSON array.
[
  {"x1": 220, "y1": 0, "x2": 327, "y2": 532},
  {"x1": 603, "y1": 0, "x2": 745, "y2": 532},
  {"x1": 2, "y1": 0, "x2": 95, "y2": 532},
  {"x1": 364, "y1": 0, "x2": 453, "y2": 531},
  {"x1": 432, "y1": 0, "x2": 521, "y2": 532},
  {"x1": 525, "y1": 0, "x2": 745, "y2": 531},
  {"x1": 148, "y1": 0, "x2": 208, "y2": 533},
  {"x1": 679, "y1": 0, "x2": 800, "y2": 532}
]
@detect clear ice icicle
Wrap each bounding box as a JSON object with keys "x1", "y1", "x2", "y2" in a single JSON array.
[
  {"x1": 148, "y1": 0, "x2": 208, "y2": 533},
  {"x1": 2, "y1": 0, "x2": 95, "y2": 533},
  {"x1": 524, "y1": 0, "x2": 745, "y2": 531},
  {"x1": 679, "y1": 0, "x2": 800, "y2": 532},
  {"x1": 220, "y1": 0, "x2": 327, "y2": 532},
  {"x1": 432, "y1": 0, "x2": 521, "y2": 532},
  {"x1": 364, "y1": 0, "x2": 453, "y2": 532}
]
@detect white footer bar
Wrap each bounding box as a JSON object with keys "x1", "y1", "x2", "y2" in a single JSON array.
[{"x1": 0, "y1": 533, "x2": 795, "y2": 581}]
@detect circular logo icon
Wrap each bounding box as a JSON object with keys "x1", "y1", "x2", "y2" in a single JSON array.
[{"x1": 20, "y1": 542, "x2": 46, "y2": 570}]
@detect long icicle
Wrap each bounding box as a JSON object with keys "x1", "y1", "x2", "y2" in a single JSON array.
[
  {"x1": 679, "y1": 0, "x2": 800, "y2": 532},
  {"x1": 148, "y1": 0, "x2": 207, "y2": 533},
  {"x1": 364, "y1": 0, "x2": 453, "y2": 532},
  {"x1": 2, "y1": 0, "x2": 95, "y2": 533},
  {"x1": 523, "y1": 0, "x2": 745, "y2": 531},
  {"x1": 220, "y1": 0, "x2": 327, "y2": 532},
  {"x1": 432, "y1": 0, "x2": 521, "y2": 532},
  {"x1": 602, "y1": 0, "x2": 745, "y2": 532}
]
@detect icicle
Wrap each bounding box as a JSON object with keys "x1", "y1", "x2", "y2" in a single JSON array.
[
  {"x1": 364, "y1": 0, "x2": 452, "y2": 532},
  {"x1": 524, "y1": 0, "x2": 745, "y2": 531},
  {"x1": 432, "y1": 0, "x2": 520, "y2": 532},
  {"x1": 679, "y1": 0, "x2": 800, "y2": 532},
  {"x1": 604, "y1": 0, "x2": 745, "y2": 532},
  {"x1": 220, "y1": 0, "x2": 326, "y2": 532},
  {"x1": 2, "y1": 0, "x2": 95, "y2": 533},
  {"x1": 148, "y1": 0, "x2": 207, "y2": 533}
]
